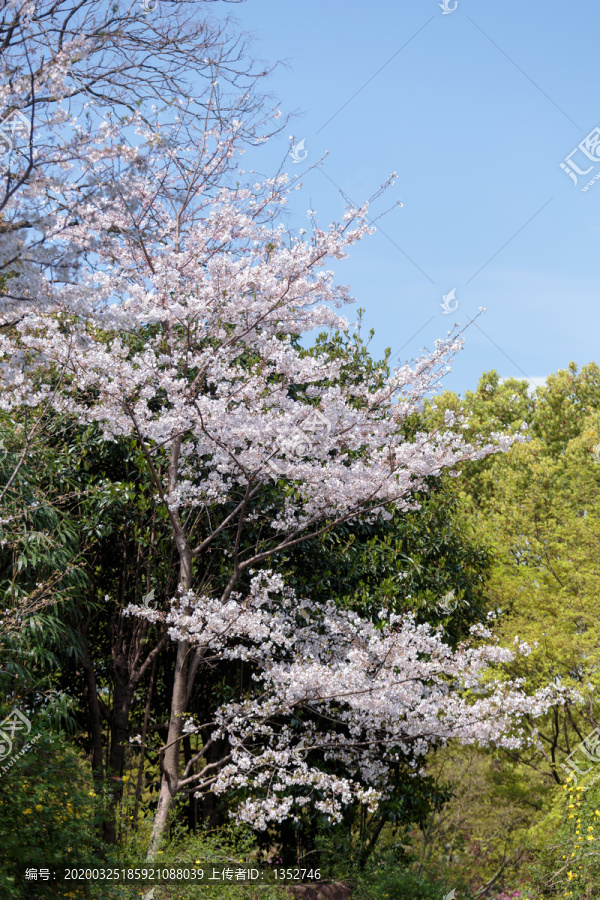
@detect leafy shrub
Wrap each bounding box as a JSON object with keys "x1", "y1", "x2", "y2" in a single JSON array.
[
  {"x1": 526, "y1": 776, "x2": 600, "y2": 900},
  {"x1": 112, "y1": 819, "x2": 288, "y2": 900},
  {"x1": 0, "y1": 709, "x2": 114, "y2": 899}
]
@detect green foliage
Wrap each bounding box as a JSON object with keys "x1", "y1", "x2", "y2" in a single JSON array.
[
  {"x1": 527, "y1": 778, "x2": 600, "y2": 900},
  {"x1": 532, "y1": 362, "x2": 600, "y2": 456},
  {"x1": 408, "y1": 361, "x2": 600, "y2": 897},
  {"x1": 0, "y1": 710, "x2": 114, "y2": 899},
  {"x1": 282, "y1": 488, "x2": 490, "y2": 638},
  {"x1": 404, "y1": 742, "x2": 556, "y2": 897},
  {"x1": 0, "y1": 410, "x2": 106, "y2": 701},
  {"x1": 356, "y1": 863, "x2": 444, "y2": 900},
  {"x1": 115, "y1": 821, "x2": 288, "y2": 900},
  {"x1": 345, "y1": 845, "x2": 446, "y2": 900}
]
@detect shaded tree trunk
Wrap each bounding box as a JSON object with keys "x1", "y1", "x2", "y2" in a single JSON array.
[
  {"x1": 134, "y1": 655, "x2": 157, "y2": 824},
  {"x1": 148, "y1": 633, "x2": 190, "y2": 857},
  {"x1": 147, "y1": 530, "x2": 193, "y2": 858},
  {"x1": 201, "y1": 732, "x2": 228, "y2": 830},
  {"x1": 81, "y1": 641, "x2": 104, "y2": 776},
  {"x1": 103, "y1": 673, "x2": 136, "y2": 844}
]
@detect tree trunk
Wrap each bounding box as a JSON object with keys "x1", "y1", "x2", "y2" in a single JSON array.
[
  {"x1": 134, "y1": 654, "x2": 157, "y2": 824},
  {"x1": 81, "y1": 642, "x2": 104, "y2": 776},
  {"x1": 103, "y1": 675, "x2": 135, "y2": 844},
  {"x1": 147, "y1": 633, "x2": 190, "y2": 857},
  {"x1": 201, "y1": 731, "x2": 228, "y2": 829},
  {"x1": 147, "y1": 537, "x2": 193, "y2": 859}
]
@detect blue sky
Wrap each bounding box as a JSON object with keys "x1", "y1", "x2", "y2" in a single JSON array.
[{"x1": 230, "y1": 0, "x2": 599, "y2": 396}]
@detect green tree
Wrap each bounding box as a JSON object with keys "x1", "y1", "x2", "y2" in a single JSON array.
[{"x1": 410, "y1": 363, "x2": 600, "y2": 896}]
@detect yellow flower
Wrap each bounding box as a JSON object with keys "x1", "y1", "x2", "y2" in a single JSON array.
[
  {"x1": 122, "y1": 775, "x2": 130, "y2": 783},
  {"x1": 23, "y1": 809, "x2": 32, "y2": 815},
  {"x1": 35, "y1": 804, "x2": 42, "y2": 811}
]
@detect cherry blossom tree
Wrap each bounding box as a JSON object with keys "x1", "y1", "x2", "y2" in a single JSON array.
[
  {"x1": 0, "y1": 92, "x2": 572, "y2": 854},
  {"x1": 0, "y1": 8, "x2": 285, "y2": 811},
  {"x1": 0, "y1": 0, "x2": 281, "y2": 320}
]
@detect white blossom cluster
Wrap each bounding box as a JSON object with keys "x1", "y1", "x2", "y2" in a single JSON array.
[{"x1": 126, "y1": 570, "x2": 573, "y2": 829}]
